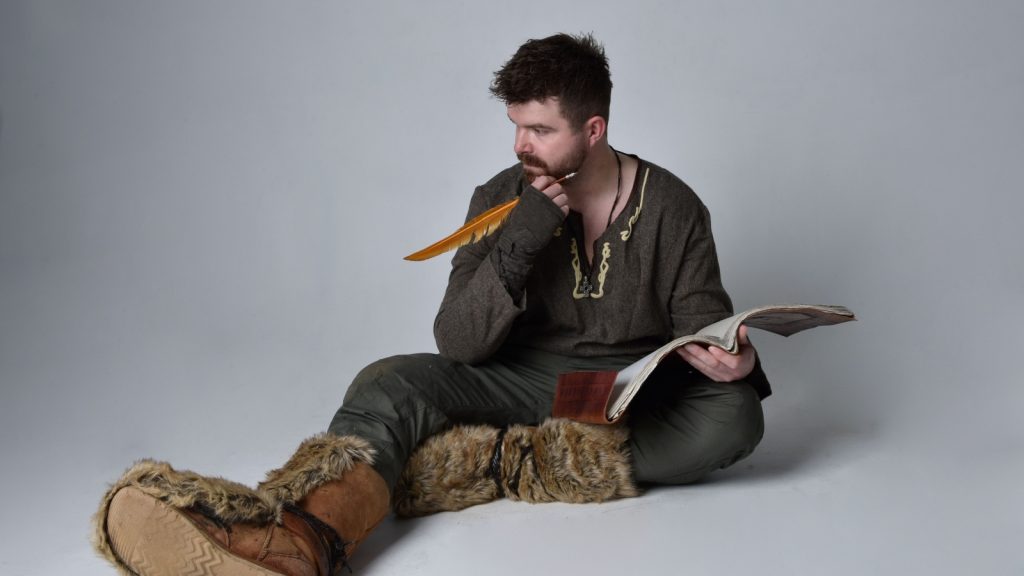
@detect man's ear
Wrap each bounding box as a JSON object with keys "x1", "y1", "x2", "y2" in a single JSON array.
[{"x1": 583, "y1": 116, "x2": 607, "y2": 146}]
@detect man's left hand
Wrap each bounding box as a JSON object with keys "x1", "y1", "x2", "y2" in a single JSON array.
[{"x1": 677, "y1": 325, "x2": 757, "y2": 382}]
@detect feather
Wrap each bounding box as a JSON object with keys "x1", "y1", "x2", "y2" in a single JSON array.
[
  {"x1": 403, "y1": 198, "x2": 519, "y2": 261},
  {"x1": 404, "y1": 172, "x2": 576, "y2": 262}
]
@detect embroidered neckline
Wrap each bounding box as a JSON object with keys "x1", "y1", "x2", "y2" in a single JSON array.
[
  {"x1": 565, "y1": 159, "x2": 649, "y2": 300},
  {"x1": 570, "y1": 239, "x2": 611, "y2": 299},
  {"x1": 620, "y1": 166, "x2": 649, "y2": 241}
]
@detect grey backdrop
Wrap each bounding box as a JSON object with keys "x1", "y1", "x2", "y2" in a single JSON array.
[{"x1": 1, "y1": 1, "x2": 1021, "y2": 574}]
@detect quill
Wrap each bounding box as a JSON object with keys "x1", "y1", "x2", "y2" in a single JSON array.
[{"x1": 404, "y1": 172, "x2": 576, "y2": 261}]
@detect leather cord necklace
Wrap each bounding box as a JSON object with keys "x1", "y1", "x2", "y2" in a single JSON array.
[
  {"x1": 606, "y1": 148, "x2": 623, "y2": 228},
  {"x1": 579, "y1": 149, "x2": 623, "y2": 296}
]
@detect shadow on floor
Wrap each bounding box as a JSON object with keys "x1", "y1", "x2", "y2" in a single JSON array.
[{"x1": 348, "y1": 512, "x2": 424, "y2": 572}]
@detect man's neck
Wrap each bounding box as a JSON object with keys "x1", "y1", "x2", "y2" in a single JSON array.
[{"x1": 562, "y1": 142, "x2": 618, "y2": 211}]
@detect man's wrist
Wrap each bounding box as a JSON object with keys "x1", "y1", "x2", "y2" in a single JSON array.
[{"x1": 507, "y1": 185, "x2": 566, "y2": 243}]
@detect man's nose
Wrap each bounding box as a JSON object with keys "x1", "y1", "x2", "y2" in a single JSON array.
[{"x1": 514, "y1": 129, "x2": 530, "y2": 155}]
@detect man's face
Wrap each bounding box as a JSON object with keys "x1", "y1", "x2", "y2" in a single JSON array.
[{"x1": 507, "y1": 98, "x2": 587, "y2": 180}]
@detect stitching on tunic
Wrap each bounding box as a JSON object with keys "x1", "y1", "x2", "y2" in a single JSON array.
[
  {"x1": 569, "y1": 239, "x2": 612, "y2": 300},
  {"x1": 591, "y1": 242, "x2": 611, "y2": 299},
  {"x1": 620, "y1": 167, "x2": 650, "y2": 241},
  {"x1": 570, "y1": 239, "x2": 587, "y2": 300}
]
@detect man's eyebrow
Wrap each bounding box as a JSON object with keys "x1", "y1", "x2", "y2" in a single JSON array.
[{"x1": 506, "y1": 115, "x2": 555, "y2": 130}]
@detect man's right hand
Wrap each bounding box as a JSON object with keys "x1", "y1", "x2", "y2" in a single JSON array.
[{"x1": 531, "y1": 175, "x2": 570, "y2": 217}]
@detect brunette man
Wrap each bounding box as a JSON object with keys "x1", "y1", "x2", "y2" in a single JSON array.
[{"x1": 94, "y1": 33, "x2": 768, "y2": 576}]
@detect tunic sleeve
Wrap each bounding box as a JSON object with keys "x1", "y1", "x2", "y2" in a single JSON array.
[
  {"x1": 433, "y1": 184, "x2": 563, "y2": 363},
  {"x1": 669, "y1": 202, "x2": 772, "y2": 398},
  {"x1": 669, "y1": 203, "x2": 734, "y2": 337}
]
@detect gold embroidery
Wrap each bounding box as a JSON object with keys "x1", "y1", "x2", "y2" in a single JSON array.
[
  {"x1": 569, "y1": 239, "x2": 612, "y2": 299},
  {"x1": 569, "y1": 239, "x2": 587, "y2": 299},
  {"x1": 553, "y1": 226, "x2": 562, "y2": 237},
  {"x1": 590, "y1": 242, "x2": 611, "y2": 299},
  {"x1": 620, "y1": 167, "x2": 650, "y2": 241}
]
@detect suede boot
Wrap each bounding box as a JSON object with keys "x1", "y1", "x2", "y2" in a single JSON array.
[
  {"x1": 258, "y1": 434, "x2": 391, "y2": 559},
  {"x1": 393, "y1": 418, "x2": 639, "y2": 517},
  {"x1": 93, "y1": 434, "x2": 389, "y2": 576}
]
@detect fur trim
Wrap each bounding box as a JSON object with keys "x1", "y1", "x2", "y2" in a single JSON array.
[
  {"x1": 394, "y1": 419, "x2": 639, "y2": 517},
  {"x1": 503, "y1": 418, "x2": 640, "y2": 503},
  {"x1": 258, "y1": 433, "x2": 376, "y2": 506},
  {"x1": 393, "y1": 424, "x2": 500, "y2": 517},
  {"x1": 91, "y1": 459, "x2": 277, "y2": 575}
]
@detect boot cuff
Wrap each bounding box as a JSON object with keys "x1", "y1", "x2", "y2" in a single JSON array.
[
  {"x1": 258, "y1": 433, "x2": 377, "y2": 506},
  {"x1": 505, "y1": 418, "x2": 640, "y2": 503}
]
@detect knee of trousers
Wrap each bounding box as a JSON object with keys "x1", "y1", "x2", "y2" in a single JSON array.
[
  {"x1": 630, "y1": 381, "x2": 765, "y2": 485},
  {"x1": 342, "y1": 354, "x2": 443, "y2": 407},
  {"x1": 332, "y1": 354, "x2": 452, "y2": 488},
  {"x1": 710, "y1": 381, "x2": 765, "y2": 451},
  {"x1": 334, "y1": 355, "x2": 456, "y2": 439}
]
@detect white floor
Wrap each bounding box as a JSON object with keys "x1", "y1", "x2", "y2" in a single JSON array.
[{"x1": 4, "y1": 407, "x2": 1019, "y2": 576}]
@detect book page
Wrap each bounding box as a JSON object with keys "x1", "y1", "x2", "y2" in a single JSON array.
[
  {"x1": 606, "y1": 349, "x2": 658, "y2": 420},
  {"x1": 605, "y1": 304, "x2": 855, "y2": 420}
]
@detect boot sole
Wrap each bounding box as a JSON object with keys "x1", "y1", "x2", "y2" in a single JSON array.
[{"x1": 107, "y1": 486, "x2": 282, "y2": 576}]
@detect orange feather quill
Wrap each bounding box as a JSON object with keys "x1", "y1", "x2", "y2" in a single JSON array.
[
  {"x1": 404, "y1": 198, "x2": 519, "y2": 261},
  {"x1": 403, "y1": 172, "x2": 576, "y2": 261}
]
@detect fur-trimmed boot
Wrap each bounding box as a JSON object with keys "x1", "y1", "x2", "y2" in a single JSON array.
[
  {"x1": 93, "y1": 434, "x2": 390, "y2": 576},
  {"x1": 393, "y1": 418, "x2": 639, "y2": 517}
]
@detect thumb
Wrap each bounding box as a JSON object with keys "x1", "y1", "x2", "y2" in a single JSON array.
[{"x1": 738, "y1": 324, "x2": 750, "y2": 346}]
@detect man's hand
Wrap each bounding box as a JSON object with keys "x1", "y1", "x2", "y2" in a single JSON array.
[
  {"x1": 531, "y1": 175, "x2": 570, "y2": 216},
  {"x1": 677, "y1": 325, "x2": 757, "y2": 382}
]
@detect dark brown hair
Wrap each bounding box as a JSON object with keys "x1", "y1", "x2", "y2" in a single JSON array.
[{"x1": 490, "y1": 33, "x2": 612, "y2": 129}]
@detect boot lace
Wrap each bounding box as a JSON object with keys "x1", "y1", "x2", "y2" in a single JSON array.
[{"x1": 284, "y1": 503, "x2": 352, "y2": 575}]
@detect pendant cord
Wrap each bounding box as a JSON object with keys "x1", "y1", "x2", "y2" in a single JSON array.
[
  {"x1": 575, "y1": 148, "x2": 622, "y2": 298},
  {"x1": 607, "y1": 149, "x2": 623, "y2": 229}
]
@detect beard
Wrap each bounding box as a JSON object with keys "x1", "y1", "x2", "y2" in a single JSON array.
[{"x1": 518, "y1": 138, "x2": 588, "y2": 180}]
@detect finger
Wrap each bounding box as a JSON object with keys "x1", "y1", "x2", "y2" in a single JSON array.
[
  {"x1": 542, "y1": 189, "x2": 569, "y2": 215},
  {"x1": 738, "y1": 325, "x2": 750, "y2": 346},
  {"x1": 539, "y1": 183, "x2": 565, "y2": 202},
  {"x1": 707, "y1": 346, "x2": 741, "y2": 370},
  {"x1": 531, "y1": 175, "x2": 557, "y2": 191},
  {"x1": 686, "y1": 344, "x2": 755, "y2": 381},
  {"x1": 676, "y1": 345, "x2": 700, "y2": 367},
  {"x1": 720, "y1": 348, "x2": 756, "y2": 382},
  {"x1": 682, "y1": 343, "x2": 719, "y2": 370},
  {"x1": 530, "y1": 174, "x2": 564, "y2": 198},
  {"x1": 555, "y1": 200, "x2": 569, "y2": 216}
]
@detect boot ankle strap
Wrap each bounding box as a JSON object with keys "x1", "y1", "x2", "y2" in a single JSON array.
[
  {"x1": 283, "y1": 503, "x2": 351, "y2": 575},
  {"x1": 489, "y1": 426, "x2": 509, "y2": 498}
]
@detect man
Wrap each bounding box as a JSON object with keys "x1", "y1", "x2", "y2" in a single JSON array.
[{"x1": 93, "y1": 33, "x2": 768, "y2": 575}]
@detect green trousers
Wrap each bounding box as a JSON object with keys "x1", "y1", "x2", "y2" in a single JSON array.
[{"x1": 329, "y1": 346, "x2": 764, "y2": 491}]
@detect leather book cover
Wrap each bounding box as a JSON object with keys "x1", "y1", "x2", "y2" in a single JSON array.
[{"x1": 552, "y1": 370, "x2": 619, "y2": 424}]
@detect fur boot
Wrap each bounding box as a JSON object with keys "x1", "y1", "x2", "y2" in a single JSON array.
[
  {"x1": 394, "y1": 418, "x2": 639, "y2": 517},
  {"x1": 92, "y1": 459, "x2": 280, "y2": 575},
  {"x1": 93, "y1": 434, "x2": 388, "y2": 576},
  {"x1": 259, "y1": 433, "x2": 391, "y2": 558}
]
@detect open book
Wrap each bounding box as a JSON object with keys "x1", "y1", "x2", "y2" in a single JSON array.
[{"x1": 552, "y1": 304, "x2": 856, "y2": 424}]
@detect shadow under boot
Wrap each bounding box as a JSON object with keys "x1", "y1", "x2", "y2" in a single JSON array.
[
  {"x1": 93, "y1": 434, "x2": 390, "y2": 576},
  {"x1": 393, "y1": 418, "x2": 639, "y2": 517}
]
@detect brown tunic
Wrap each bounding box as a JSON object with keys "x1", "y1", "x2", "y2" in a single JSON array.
[{"x1": 434, "y1": 156, "x2": 770, "y2": 399}]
